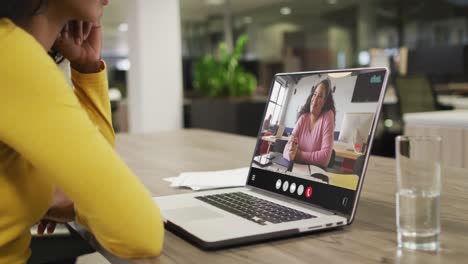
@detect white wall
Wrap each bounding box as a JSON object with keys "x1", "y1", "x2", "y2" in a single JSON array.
[
  {"x1": 284, "y1": 75, "x2": 321, "y2": 127},
  {"x1": 127, "y1": 0, "x2": 183, "y2": 133},
  {"x1": 332, "y1": 76, "x2": 378, "y2": 131},
  {"x1": 255, "y1": 22, "x2": 301, "y2": 61},
  {"x1": 328, "y1": 26, "x2": 353, "y2": 68}
]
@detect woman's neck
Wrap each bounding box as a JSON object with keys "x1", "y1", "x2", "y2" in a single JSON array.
[
  {"x1": 308, "y1": 112, "x2": 319, "y2": 131},
  {"x1": 309, "y1": 112, "x2": 319, "y2": 123},
  {"x1": 16, "y1": 12, "x2": 66, "y2": 51}
]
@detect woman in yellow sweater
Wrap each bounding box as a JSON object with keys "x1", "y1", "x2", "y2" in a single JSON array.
[{"x1": 0, "y1": 0, "x2": 164, "y2": 263}]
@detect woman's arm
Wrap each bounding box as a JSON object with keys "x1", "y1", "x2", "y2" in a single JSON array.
[
  {"x1": 0, "y1": 45, "x2": 163, "y2": 258},
  {"x1": 297, "y1": 112, "x2": 335, "y2": 168},
  {"x1": 71, "y1": 62, "x2": 115, "y2": 146},
  {"x1": 283, "y1": 115, "x2": 305, "y2": 161},
  {"x1": 37, "y1": 63, "x2": 114, "y2": 236},
  {"x1": 54, "y1": 21, "x2": 115, "y2": 146}
]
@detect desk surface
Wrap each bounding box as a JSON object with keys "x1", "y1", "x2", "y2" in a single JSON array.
[
  {"x1": 79, "y1": 129, "x2": 468, "y2": 264},
  {"x1": 435, "y1": 83, "x2": 468, "y2": 94},
  {"x1": 261, "y1": 135, "x2": 289, "y2": 143},
  {"x1": 333, "y1": 144, "x2": 361, "y2": 160},
  {"x1": 404, "y1": 110, "x2": 468, "y2": 128}
]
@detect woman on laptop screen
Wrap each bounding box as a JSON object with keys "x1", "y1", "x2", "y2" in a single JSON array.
[
  {"x1": 0, "y1": 0, "x2": 164, "y2": 263},
  {"x1": 283, "y1": 78, "x2": 336, "y2": 168}
]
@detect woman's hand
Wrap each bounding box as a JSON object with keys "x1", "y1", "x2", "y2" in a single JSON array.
[
  {"x1": 37, "y1": 219, "x2": 57, "y2": 236},
  {"x1": 36, "y1": 188, "x2": 75, "y2": 235},
  {"x1": 287, "y1": 136, "x2": 299, "y2": 161},
  {"x1": 53, "y1": 20, "x2": 102, "y2": 73}
]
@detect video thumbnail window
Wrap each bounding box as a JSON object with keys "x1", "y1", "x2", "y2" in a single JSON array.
[{"x1": 252, "y1": 72, "x2": 383, "y2": 191}]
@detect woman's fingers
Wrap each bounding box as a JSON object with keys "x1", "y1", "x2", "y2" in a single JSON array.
[
  {"x1": 83, "y1": 22, "x2": 93, "y2": 40},
  {"x1": 75, "y1": 20, "x2": 83, "y2": 45},
  {"x1": 61, "y1": 23, "x2": 70, "y2": 41},
  {"x1": 37, "y1": 221, "x2": 46, "y2": 236},
  {"x1": 69, "y1": 20, "x2": 84, "y2": 45},
  {"x1": 37, "y1": 220, "x2": 56, "y2": 235},
  {"x1": 47, "y1": 221, "x2": 57, "y2": 234}
]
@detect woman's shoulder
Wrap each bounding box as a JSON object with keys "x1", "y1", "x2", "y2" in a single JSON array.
[
  {"x1": 0, "y1": 19, "x2": 62, "y2": 84},
  {"x1": 321, "y1": 110, "x2": 335, "y2": 122},
  {"x1": 296, "y1": 113, "x2": 310, "y2": 124},
  {"x1": 0, "y1": 18, "x2": 54, "y2": 67},
  {"x1": 324, "y1": 110, "x2": 335, "y2": 117}
]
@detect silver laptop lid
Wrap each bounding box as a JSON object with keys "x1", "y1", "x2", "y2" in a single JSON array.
[{"x1": 247, "y1": 68, "x2": 389, "y2": 222}]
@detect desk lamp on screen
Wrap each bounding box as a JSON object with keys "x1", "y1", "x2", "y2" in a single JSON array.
[{"x1": 338, "y1": 112, "x2": 374, "y2": 151}]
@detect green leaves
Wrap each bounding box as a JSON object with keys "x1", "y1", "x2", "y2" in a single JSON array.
[{"x1": 193, "y1": 35, "x2": 257, "y2": 97}]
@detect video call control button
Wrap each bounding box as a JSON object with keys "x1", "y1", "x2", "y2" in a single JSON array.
[
  {"x1": 297, "y1": 185, "x2": 304, "y2": 196},
  {"x1": 289, "y1": 183, "x2": 296, "y2": 194},
  {"x1": 305, "y1": 186, "x2": 313, "y2": 198},
  {"x1": 275, "y1": 179, "x2": 282, "y2": 190},
  {"x1": 342, "y1": 197, "x2": 349, "y2": 207},
  {"x1": 282, "y1": 181, "x2": 289, "y2": 192}
]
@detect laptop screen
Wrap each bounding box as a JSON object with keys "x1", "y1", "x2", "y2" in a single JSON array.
[{"x1": 247, "y1": 68, "x2": 388, "y2": 216}]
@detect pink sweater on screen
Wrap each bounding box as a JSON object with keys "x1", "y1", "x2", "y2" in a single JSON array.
[{"x1": 283, "y1": 110, "x2": 335, "y2": 168}]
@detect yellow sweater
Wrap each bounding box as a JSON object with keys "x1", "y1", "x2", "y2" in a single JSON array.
[{"x1": 0, "y1": 18, "x2": 164, "y2": 263}]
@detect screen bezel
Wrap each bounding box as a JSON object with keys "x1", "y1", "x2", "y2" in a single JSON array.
[{"x1": 245, "y1": 67, "x2": 389, "y2": 222}]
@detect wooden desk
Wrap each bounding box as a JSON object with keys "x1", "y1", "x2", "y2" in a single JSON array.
[
  {"x1": 76, "y1": 129, "x2": 468, "y2": 264},
  {"x1": 404, "y1": 110, "x2": 468, "y2": 168},
  {"x1": 260, "y1": 135, "x2": 289, "y2": 154},
  {"x1": 261, "y1": 135, "x2": 289, "y2": 143},
  {"x1": 333, "y1": 144, "x2": 360, "y2": 160},
  {"x1": 435, "y1": 83, "x2": 468, "y2": 95},
  {"x1": 438, "y1": 95, "x2": 468, "y2": 110}
]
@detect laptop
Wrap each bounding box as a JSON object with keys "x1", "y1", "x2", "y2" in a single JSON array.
[{"x1": 154, "y1": 68, "x2": 389, "y2": 250}]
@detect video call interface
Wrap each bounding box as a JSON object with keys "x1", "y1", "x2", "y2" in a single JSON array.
[{"x1": 247, "y1": 69, "x2": 387, "y2": 215}]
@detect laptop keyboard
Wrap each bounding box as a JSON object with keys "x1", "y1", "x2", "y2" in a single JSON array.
[{"x1": 195, "y1": 192, "x2": 315, "y2": 225}]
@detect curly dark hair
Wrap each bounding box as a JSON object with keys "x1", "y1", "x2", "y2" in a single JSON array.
[
  {"x1": 0, "y1": 0, "x2": 47, "y2": 23},
  {"x1": 297, "y1": 78, "x2": 336, "y2": 122}
]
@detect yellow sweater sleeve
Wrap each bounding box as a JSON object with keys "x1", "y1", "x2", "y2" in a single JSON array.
[
  {"x1": 71, "y1": 63, "x2": 115, "y2": 146},
  {"x1": 0, "y1": 20, "x2": 164, "y2": 258}
]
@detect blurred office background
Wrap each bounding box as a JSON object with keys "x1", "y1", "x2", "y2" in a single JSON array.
[{"x1": 100, "y1": 0, "x2": 468, "y2": 158}]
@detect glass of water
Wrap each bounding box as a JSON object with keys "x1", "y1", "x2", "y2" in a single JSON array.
[{"x1": 395, "y1": 135, "x2": 441, "y2": 251}]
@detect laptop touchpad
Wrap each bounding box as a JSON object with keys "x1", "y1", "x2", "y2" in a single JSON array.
[{"x1": 165, "y1": 206, "x2": 224, "y2": 222}]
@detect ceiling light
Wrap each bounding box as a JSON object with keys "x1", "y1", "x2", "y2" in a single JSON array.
[
  {"x1": 116, "y1": 59, "x2": 131, "y2": 71},
  {"x1": 118, "y1": 23, "x2": 128, "y2": 32},
  {"x1": 384, "y1": 119, "x2": 394, "y2": 128},
  {"x1": 358, "y1": 51, "x2": 370, "y2": 66},
  {"x1": 280, "y1": 7, "x2": 292, "y2": 15},
  {"x1": 328, "y1": 0, "x2": 338, "y2": 4},
  {"x1": 205, "y1": 0, "x2": 225, "y2": 5}
]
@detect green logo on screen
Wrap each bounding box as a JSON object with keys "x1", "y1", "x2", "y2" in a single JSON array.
[{"x1": 370, "y1": 75, "x2": 382, "y2": 84}]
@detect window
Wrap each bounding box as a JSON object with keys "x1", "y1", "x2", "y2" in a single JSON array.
[{"x1": 266, "y1": 81, "x2": 288, "y2": 127}]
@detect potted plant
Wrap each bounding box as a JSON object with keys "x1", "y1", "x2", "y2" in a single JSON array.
[
  {"x1": 193, "y1": 35, "x2": 256, "y2": 97},
  {"x1": 189, "y1": 35, "x2": 266, "y2": 136}
]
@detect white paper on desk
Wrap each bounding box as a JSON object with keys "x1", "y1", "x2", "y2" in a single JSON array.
[{"x1": 163, "y1": 167, "x2": 249, "y2": 191}]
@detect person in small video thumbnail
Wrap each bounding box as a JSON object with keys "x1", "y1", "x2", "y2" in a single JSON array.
[{"x1": 283, "y1": 78, "x2": 336, "y2": 168}]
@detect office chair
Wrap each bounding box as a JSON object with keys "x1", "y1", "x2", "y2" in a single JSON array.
[
  {"x1": 271, "y1": 139, "x2": 288, "y2": 153},
  {"x1": 394, "y1": 75, "x2": 453, "y2": 115},
  {"x1": 327, "y1": 149, "x2": 336, "y2": 169},
  {"x1": 353, "y1": 155, "x2": 365, "y2": 176}
]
